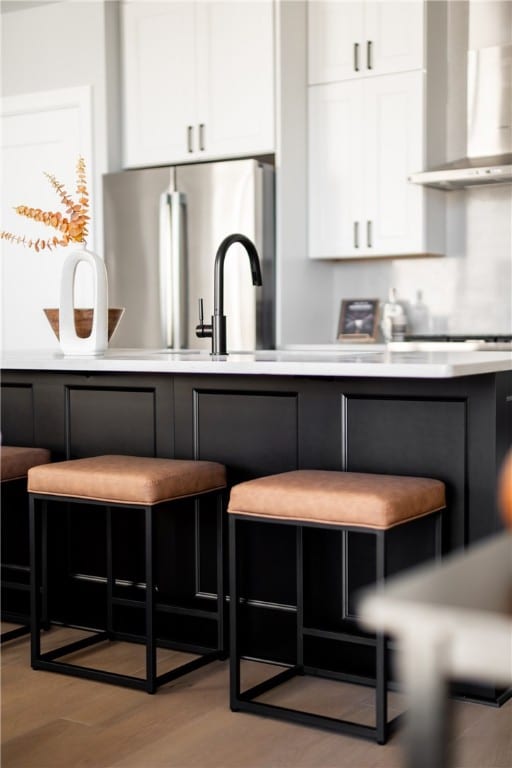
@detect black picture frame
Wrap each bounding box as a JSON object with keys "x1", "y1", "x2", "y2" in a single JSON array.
[{"x1": 337, "y1": 298, "x2": 379, "y2": 341}]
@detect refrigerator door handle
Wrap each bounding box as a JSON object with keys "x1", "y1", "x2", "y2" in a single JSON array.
[{"x1": 159, "y1": 190, "x2": 188, "y2": 348}]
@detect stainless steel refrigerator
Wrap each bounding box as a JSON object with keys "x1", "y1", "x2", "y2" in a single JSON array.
[{"x1": 103, "y1": 158, "x2": 275, "y2": 350}]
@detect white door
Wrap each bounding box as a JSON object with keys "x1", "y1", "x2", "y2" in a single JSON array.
[
  {"x1": 122, "y1": 1, "x2": 198, "y2": 167},
  {"x1": 1, "y1": 87, "x2": 93, "y2": 351},
  {"x1": 364, "y1": 71, "x2": 424, "y2": 255},
  {"x1": 307, "y1": 1, "x2": 364, "y2": 84},
  {"x1": 199, "y1": 1, "x2": 274, "y2": 159},
  {"x1": 308, "y1": 81, "x2": 364, "y2": 259}
]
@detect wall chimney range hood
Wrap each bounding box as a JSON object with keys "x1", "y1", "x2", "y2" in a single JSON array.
[{"x1": 409, "y1": 44, "x2": 512, "y2": 190}]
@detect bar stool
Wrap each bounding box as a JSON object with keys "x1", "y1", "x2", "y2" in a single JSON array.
[
  {"x1": 28, "y1": 454, "x2": 226, "y2": 693},
  {"x1": 1, "y1": 446, "x2": 51, "y2": 643},
  {"x1": 228, "y1": 469, "x2": 445, "y2": 744}
]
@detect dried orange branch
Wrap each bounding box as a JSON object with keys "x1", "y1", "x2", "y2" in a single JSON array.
[{"x1": 0, "y1": 156, "x2": 90, "y2": 252}]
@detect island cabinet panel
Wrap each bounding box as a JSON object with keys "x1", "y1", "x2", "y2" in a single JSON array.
[
  {"x1": 338, "y1": 396, "x2": 466, "y2": 637},
  {"x1": 1, "y1": 384, "x2": 35, "y2": 447},
  {"x1": 191, "y1": 389, "x2": 300, "y2": 481},
  {"x1": 66, "y1": 387, "x2": 158, "y2": 458},
  {"x1": 1, "y1": 372, "x2": 175, "y2": 460},
  {"x1": 343, "y1": 396, "x2": 466, "y2": 549},
  {"x1": 173, "y1": 376, "x2": 344, "y2": 472}
]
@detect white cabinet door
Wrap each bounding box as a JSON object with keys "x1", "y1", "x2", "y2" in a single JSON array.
[
  {"x1": 364, "y1": 71, "x2": 424, "y2": 255},
  {"x1": 307, "y1": 0, "x2": 424, "y2": 84},
  {"x1": 308, "y1": 72, "x2": 437, "y2": 259},
  {"x1": 308, "y1": 1, "x2": 364, "y2": 85},
  {"x1": 122, "y1": 1, "x2": 198, "y2": 167},
  {"x1": 198, "y1": 1, "x2": 274, "y2": 159},
  {"x1": 122, "y1": 1, "x2": 274, "y2": 168},
  {"x1": 364, "y1": 2, "x2": 424, "y2": 76},
  {"x1": 308, "y1": 82, "x2": 364, "y2": 259}
]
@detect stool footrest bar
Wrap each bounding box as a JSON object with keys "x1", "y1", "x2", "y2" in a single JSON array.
[
  {"x1": 38, "y1": 631, "x2": 109, "y2": 661},
  {"x1": 155, "y1": 602, "x2": 219, "y2": 620},
  {"x1": 1, "y1": 625, "x2": 30, "y2": 643},
  {"x1": 233, "y1": 698, "x2": 382, "y2": 741},
  {"x1": 303, "y1": 626, "x2": 377, "y2": 646},
  {"x1": 241, "y1": 665, "x2": 301, "y2": 701},
  {"x1": 1, "y1": 581, "x2": 30, "y2": 592},
  {"x1": 303, "y1": 665, "x2": 376, "y2": 688},
  {"x1": 2, "y1": 610, "x2": 30, "y2": 624},
  {"x1": 110, "y1": 596, "x2": 219, "y2": 621},
  {"x1": 110, "y1": 630, "x2": 217, "y2": 657},
  {"x1": 155, "y1": 650, "x2": 221, "y2": 687},
  {"x1": 387, "y1": 713, "x2": 404, "y2": 737},
  {"x1": 32, "y1": 659, "x2": 149, "y2": 691}
]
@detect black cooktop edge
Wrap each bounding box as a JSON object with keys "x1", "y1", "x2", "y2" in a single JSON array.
[{"x1": 404, "y1": 334, "x2": 512, "y2": 342}]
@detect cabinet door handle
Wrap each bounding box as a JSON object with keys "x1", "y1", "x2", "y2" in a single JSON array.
[
  {"x1": 353, "y1": 42, "x2": 360, "y2": 72},
  {"x1": 199, "y1": 123, "x2": 205, "y2": 151},
  {"x1": 354, "y1": 221, "x2": 360, "y2": 248},
  {"x1": 367, "y1": 40, "x2": 373, "y2": 70},
  {"x1": 367, "y1": 220, "x2": 373, "y2": 248},
  {"x1": 187, "y1": 125, "x2": 194, "y2": 153}
]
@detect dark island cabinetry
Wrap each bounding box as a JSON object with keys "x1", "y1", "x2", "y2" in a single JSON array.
[{"x1": 2, "y1": 368, "x2": 511, "y2": 703}]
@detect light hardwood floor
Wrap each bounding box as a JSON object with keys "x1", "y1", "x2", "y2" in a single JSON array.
[{"x1": 1, "y1": 624, "x2": 511, "y2": 768}]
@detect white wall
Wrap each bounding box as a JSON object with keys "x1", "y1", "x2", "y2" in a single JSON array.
[
  {"x1": 274, "y1": 0, "x2": 333, "y2": 345},
  {"x1": 1, "y1": 0, "x2": 121, "y2": 350},
  {"x1": 1, "y1": 0, "x2": 121, "y2": 243},
  {"x1": 329, "y1": 0, "x2": 512, "y2": 339}
]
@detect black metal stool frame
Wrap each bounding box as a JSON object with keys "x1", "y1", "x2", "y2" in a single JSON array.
[
  {"x1": 229, "y1": 510, "x2": 443, "y2": 744},
  {"x1": 29, "y1": 488, "x2": 226, "y2": 694},
  {"x1": 1, "y1": 477, "x2": 49, "y2": 643}
]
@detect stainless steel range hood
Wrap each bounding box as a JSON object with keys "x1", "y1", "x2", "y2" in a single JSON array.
[
  {"x1": 409, "y1": 44, "x2": 512, "y2": 190},
  {"x1": 409, "y1": 153, "x2": 512, "y2": 190}
]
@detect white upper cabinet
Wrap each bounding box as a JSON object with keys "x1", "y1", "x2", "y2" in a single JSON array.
[
  {"x1": 364, "y1": 2, "x2": 424, "y2": 77},
  {"x1": 363, "y1": 72, "x2": 426, "y2": 256},
  {"x1": 308, "y1": 1, "x2": 424, "y2": 84},
  {"x1": 309, "y1": 71, "x2": 443, "y2": 259},
  {"x1": 308, "y1": 2, "x2": 365, "y2": 84},
  {"x1": 122, "y1": 2, "x2": 197, "y2": 167},
  {"x1": 308, "y1": 80, "x2": 365, "y2": 258},
  {"x1": 197, "y1": 2, "x2": 274, "y2": 159},
  {"x1": 308, "y1": 0, "x2": 445, "y2": 259},
  {"x1": 122, "y1": 1, "x2": 274, "y2": 168}
]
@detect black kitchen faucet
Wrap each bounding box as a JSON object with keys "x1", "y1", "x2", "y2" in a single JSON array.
[{"x1": 196, "y1": 233, "x2": 262, "y2": 356}]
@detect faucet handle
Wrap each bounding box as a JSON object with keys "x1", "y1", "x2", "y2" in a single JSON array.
[{"x1": 196, "y1": 298, "x2": 212, "y2": 339}]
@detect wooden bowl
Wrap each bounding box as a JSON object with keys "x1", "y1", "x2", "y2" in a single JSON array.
[{"x1": 43, "y1": 308, "x2": 124, "y2": 341}]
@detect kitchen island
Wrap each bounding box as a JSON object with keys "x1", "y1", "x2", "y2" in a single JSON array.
[{"x1": 2, "y1": 348, "x2": 511, "y2": 705}]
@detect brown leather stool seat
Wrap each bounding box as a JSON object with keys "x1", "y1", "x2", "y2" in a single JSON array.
[
  {"x1": 28, "y1": 454, "x2": 226, "y2": 504},
  {"x1": 2, "y1": 446, "x2": 51, "y2": 483},
  {"x1": 28, "y1": 455, "x2": 227, "y2": 693},
  {"x1": 228, "y1": 469, "x2": 445, "y2": 744},
  {"x1": 1, "y1": 446, "x2": 51, "y2": 643}
]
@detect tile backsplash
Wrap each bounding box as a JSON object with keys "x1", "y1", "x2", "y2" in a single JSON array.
[{"x1": 332, "y1": 184, "x2": 511, "y2": 337}]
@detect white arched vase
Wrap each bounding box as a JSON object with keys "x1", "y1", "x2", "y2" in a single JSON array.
[{"x1": 59, "y1": 248, "x2": 108, "y2": 356}]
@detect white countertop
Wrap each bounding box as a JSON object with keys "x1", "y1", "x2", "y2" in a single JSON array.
[{"x1": 2, "y1": 347, "x2": 511, "y2": 378}]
